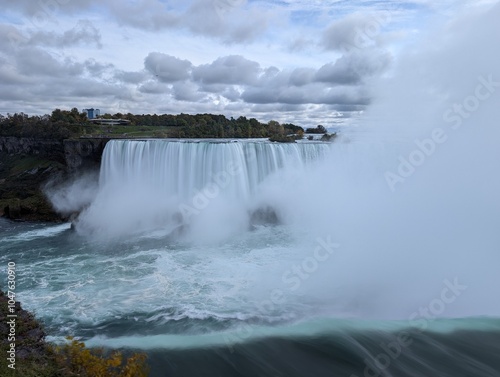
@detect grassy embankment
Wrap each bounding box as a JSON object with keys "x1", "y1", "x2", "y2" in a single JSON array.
[{"x1": 82, "y1": 124, "x2": 173, "y2": 138}]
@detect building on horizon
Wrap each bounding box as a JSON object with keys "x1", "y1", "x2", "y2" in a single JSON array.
[{"x1": 84, "y1": 108, "x2": 100, "y2": 119}]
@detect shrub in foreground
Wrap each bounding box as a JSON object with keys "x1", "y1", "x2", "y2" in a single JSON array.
[{"x1": 52, "y1": 337, "x2": 149, "y2": 377}]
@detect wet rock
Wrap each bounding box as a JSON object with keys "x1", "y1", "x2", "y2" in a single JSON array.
[
  {"x1": 4, "y1": 199, "x2": 21, "y2": 220},
  {"x1": 250, "y1": 206, "x2": 280, "y2": 226}
]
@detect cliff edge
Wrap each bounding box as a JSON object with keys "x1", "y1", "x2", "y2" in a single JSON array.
[{"x1": 0, "y1": 137, "x2": 109, "y2": 221}]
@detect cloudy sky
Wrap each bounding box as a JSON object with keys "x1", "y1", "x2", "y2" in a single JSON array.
[{"x1": 0, "y1": 0, "x2": 497, "y2": 126}]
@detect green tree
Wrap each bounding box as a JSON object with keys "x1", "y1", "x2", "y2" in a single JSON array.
[{"x1": 267, "y1": 120, "x2": 284, "y2": 136}]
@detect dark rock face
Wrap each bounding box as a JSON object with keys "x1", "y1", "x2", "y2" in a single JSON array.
[
  {"x1": 250, "y1": 206, "x2": 281, "y2": 226},
  {"x1": 0, "y1": 137, "x2": 65, "y2": 163},
  {"x1": 3, "y1": 199, "x2": 21, "y2": 220},
  {"x1": 0, "y1": 137, "x2": 109, "y2": 221},
  {"x1": 0, "y1": 136, "x2": 109, "y2": 173},
  {"x1": 63, "y1": 138, "x2": 109, "y2": 172}
]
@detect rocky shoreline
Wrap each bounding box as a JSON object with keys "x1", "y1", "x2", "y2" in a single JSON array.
[
  {"x1": 0, "y1": 137, "x2": 108, "y2": 222},
  {"x1": 0, "y1": 290, "x2": 54, "y2": 372}
]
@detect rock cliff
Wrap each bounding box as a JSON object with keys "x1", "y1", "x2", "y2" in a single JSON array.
[
  {"x1": 0, "y1": 137, "x2": 109, "y2": 221},
  {"x1": 63, "y1": 138, "x2": 109, "y2": 172}
]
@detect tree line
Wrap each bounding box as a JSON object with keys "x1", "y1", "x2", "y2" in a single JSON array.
[
  {"x1": 0, "y1": 109, "x2": 89, "y2": 139},
  {"x1": 0, "y1": 108, "x2": 323, "y2": 140},
  {"x1": 104, "y1": 112, "x2": 305, "y2": 138}
]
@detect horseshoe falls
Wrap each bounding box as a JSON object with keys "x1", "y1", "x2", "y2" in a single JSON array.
[
  {"x1": 100, "y1": 140, "x2": 328, "y2": 197},
  {"x1": 74, "y1": 140, "x2": 331, "y2": 239}
]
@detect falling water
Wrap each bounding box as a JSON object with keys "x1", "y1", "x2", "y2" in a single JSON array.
[
  {"x1": 100, "y1": 139, "x2": 330, "y2": 201},
  {"x1": 74, "y1": 139, "x2": 331, "y2": 239}
]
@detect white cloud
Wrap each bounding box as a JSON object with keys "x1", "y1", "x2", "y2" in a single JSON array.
[
  {"x1": 0, "y1": 0, "x2": 497, "y2": 126},
  {"x1": 193, "y1": 55, "x2": 261, "y2": 85},
  {"x1": 316, "y1": 49, "x2": 392, "y2": 85},
  {"x1": 28, "y1": 20, "x2": 102, "y2": 48},
  {"x1": 144, "y1": 52, "x2": 192, "y2": 82}
]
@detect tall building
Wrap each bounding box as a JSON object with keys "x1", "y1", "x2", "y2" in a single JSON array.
[{"x1": 84, "y1": 108, "x2": 100, "y2": 119}]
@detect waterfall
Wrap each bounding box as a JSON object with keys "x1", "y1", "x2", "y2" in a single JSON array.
[
  {"x1": 100, "y1": 140, "x2": 331, "y2": 201},
  {"x1": 77, "y1": 139, "x2": 331, "y2": 238}
]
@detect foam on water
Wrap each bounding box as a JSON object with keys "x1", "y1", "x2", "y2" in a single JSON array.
[
  {"x1": 6, "y1": 224, "x2": 321, "y2": 337},
  {"x1": 0, "y1": 222, "x2": 71, "y2": 243}
]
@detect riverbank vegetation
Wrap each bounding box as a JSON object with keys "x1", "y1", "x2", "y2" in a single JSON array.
[{"x1": 0, "y1": 290, "x2": 149, "y2": 376}]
